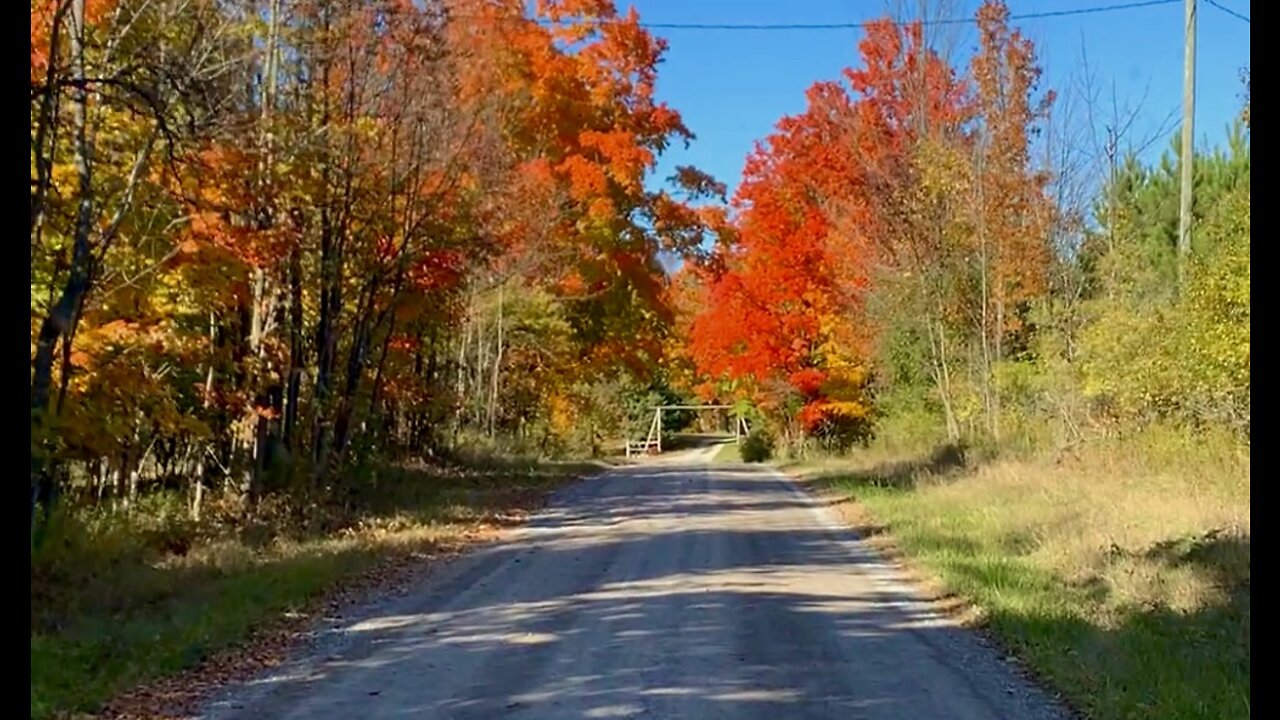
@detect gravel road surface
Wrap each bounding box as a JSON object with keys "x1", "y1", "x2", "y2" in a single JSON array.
[{"x1": 199, "y1": 445, "x2": 1069, "y2": 720}]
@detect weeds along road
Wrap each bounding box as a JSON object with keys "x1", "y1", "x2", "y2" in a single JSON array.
[{"x1": 200, "y1": 445, "x2": 1069, "y2": 720}]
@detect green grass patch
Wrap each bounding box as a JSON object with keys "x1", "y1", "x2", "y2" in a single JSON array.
[
  {"x1": 30, "y1": 457, "x2": 605, "y2": 719},
  {"x1": 711, "y1": 440, "x2": 742, "y2": 463},
  {"x1": 793, "y1": 433, "x2": 1249, "y2": 720}
]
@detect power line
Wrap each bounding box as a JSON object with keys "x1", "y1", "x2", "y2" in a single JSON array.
[
  {"x1": 1204, "y1": 0, "x2": 1250, "y2": 23},
  {"x1": 535, "y1": 0, "x2": 1180, "y2": 32}
]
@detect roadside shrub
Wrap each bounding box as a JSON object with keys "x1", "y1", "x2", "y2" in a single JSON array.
[
  {"x1": 808, "y1": 408, "x2": 875, "y2": 453},
  {"x1": 740, "y1": 430, "x2": 774, "y2": 463}
]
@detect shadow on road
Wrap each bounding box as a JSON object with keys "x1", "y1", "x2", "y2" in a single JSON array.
[{"x1": 205, "y1": 462, "x2": 1070, "y2": 720}]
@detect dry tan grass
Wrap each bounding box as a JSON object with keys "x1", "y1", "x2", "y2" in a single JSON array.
[{"x1": 791, "y1": 427, "x2": 1250, "y2": 720}]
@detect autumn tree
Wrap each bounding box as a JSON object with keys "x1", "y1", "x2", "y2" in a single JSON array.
[
  {"x1": 687, "y1": 81, "x2": 875, "y2": 450},
  {"x1": 30, "y1": 0, "x2": 720, "y2": 532},
  {"x1": 686, "y1": 2, "x2": 1059, "y2": 451},
  {"x1": 686, "y1": 17, "x2": 969, "y2": 450},
  {"x1": 30, "y1": 0, "x2": 246, "y2": 526},
  {"x1": 444, "y1": 0, "x2": 718, "y2": 446},
  {"x1": 964, "y1": 1, "x2": 1055, "y2": 439}
]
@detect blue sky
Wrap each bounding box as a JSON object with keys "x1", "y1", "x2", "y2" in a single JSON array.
[{"x1": 630, "y1": 0, "x2": 1251, "y2": 199}]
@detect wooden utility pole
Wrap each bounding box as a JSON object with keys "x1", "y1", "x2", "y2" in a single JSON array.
[{"x1": 1177, "y1": 0, "x2": 1196, "y2": 285}]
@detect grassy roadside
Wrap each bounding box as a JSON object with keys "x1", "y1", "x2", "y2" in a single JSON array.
[
  {"x1": 30, "y1": 456, "x2": 608, "y2": 719},
  {"x1": 711, "y1": 440, "x2": 742, "y2": 463},
  {"x1": 784, "y1": 431, "x2": 1249, "y2": 720}
]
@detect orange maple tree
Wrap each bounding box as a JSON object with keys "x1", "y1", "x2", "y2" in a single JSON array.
[{"x1": 686, "y1": 4, "x2": 1051, "y2": 448}]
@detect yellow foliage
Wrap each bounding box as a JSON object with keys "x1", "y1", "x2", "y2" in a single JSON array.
[{"x1": 547, "y1": 392, "x2": 576, "y2": 438}]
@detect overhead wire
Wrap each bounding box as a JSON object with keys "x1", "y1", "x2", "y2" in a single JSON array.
[
  {"x1": 1204, "y1": 0, "x2": 1250, "y2": 24},
  {"x1": 525, "y1": 0, "x2": 1182, "y2": 32}
]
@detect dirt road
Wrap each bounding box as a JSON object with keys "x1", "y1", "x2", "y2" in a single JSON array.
[{"x1": 200, "y1": 446, "x2": 1068, "y2": 719}]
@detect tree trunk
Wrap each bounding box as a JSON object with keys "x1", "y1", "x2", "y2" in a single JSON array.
[
  {"x1": 369, "y1": 312, "x2": 397, "y2": 433},
  {"x1": 474, "y1": 298, "x2": 487, "y2": 429},
  {"x1": 329, "y1": 305, "x2": 374, "y2": 464},
  {"x1": 927, "y1": 313, "x2": 961, "y2": 442},
  {"x1": 992, "y1": 294, "x2": 1004, "y2": 442},
  {"x1": 31, "y1": 0, "x2": 95, "y2": 534},
  {"x1": 284, "y1": 242, "x2": 303, "y2": 449},
  {"x1": 979, "y1": 276, "x2": 994, "y2": 437},
  {"x1": 313, "y1": 214, "x2": 343, "y2": 467},
  {"x1": 191, "y1": 457, "x2": 205, "y2": 522},
  {"x1": 488, "y1": 284, "x2": 505, "y2": 436},
  {"x1": 455, "y1": 295, "x2": 472, "y2": 435},
  {"x1": 31, "y1": 0, "x2": 70, "y2": 253},
  {"x1": 242, "y1": 266, "x2": 269, "y2": 504}
]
